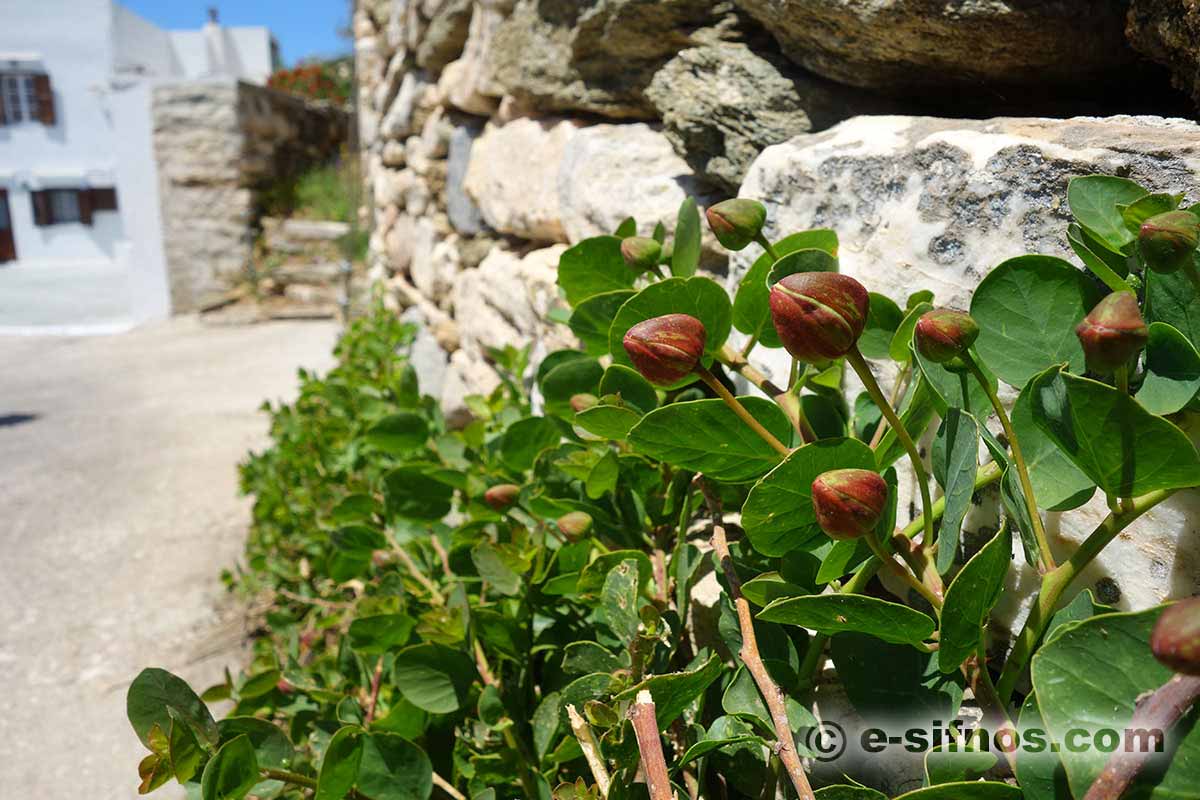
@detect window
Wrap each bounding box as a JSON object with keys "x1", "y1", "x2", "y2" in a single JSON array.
[
  {"x1": 0, "y1": 72, "x2": 54, "y2": 126},
  {"x1": 31, "y1": 188, "x2": 116, "y2": 227}
]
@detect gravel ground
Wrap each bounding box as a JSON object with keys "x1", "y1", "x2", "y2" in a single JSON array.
[{"x1": 0, "y1": 316, "x2": 339, "y2": 799}]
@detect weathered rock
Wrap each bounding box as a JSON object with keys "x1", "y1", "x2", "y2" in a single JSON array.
[
  {"x1": 385, "y1": 213, "x2": 420, "y2": 271},
  {"x1": 735, "y1": 0, "x2": 1134, "y2": 92},
  {"x1": 446, "y1": 122, "x2": 486, "y2": 234},
  {"x1": 400, "y1": 306, "x2": 451, "y2": 400},
  {"x1": 380, "y1": 71, "x2": 436, "y2": 140},
  {"x1": 557, "y1": 122, "x2": 718, "y2": 245},
  {"x1": 647, "y1": 42, "x2": 889, "y2": 191},
  {"x1": 381, "y1": 139, "x2": 407, "y2": 167},
  {"x1": 463, "y1": 117, "x2": 580, "y2": 241},
  {"x1": 439, "y1": 0, "x2": 512, "y2": 115},
  {"x1": 441, "y1": 349, "x2": 501, "y2": 428},
  {"x1": 488, "y1": 0, "x2": 736, "y2": 119},
  {"x1": 415, "y1": 0, "x2": 473, "y2": 72},
  {"x1": 1128, "y1": 0, "x2": 1200, "y2": 109},
  {"x1": 734, "y1": 114, "x2": 1200, "y2": 628}
]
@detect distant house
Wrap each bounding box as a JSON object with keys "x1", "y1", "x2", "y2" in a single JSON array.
[{"x1": 0, "y1": 1, "x2": 279, "y2": 331}]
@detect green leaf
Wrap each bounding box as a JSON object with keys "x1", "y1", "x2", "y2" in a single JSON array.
[
  {"x1": 541, "y1": 358, "x2": 604, "y2": 418},
  {"x1": 732, "y1": 229, "x2": 839, "y2": 348},
  {"x1": 557, "y1": 673, "x2": 614, "y2": 727},
  {"x1": 893, "y1": 783, "x2": 1021, "y2": 800},
  {"x1": 201, "y1": 735, "x2": 260, "y2": 800},
  {"x1": 600, "y1": 559, "x2": 641, "y2": 645},
  {"x1": 741, "y1": 438, "x2": 876, "y2": 556},
  {"x1": 874, "y1": 375, "x2": 936, "y2": 470},
  {"x1": 924, "y1": 747, "x2": 997, "y2": 786},
  {"x1": 860, "y1": 292, "x2": 904, "y2": 360},
  {"x1": 393, "y1": 644, "x2": 477, "y2": 714},
  {"x1": 558, "y1": 236, "x2": 635, "y2": 307},
  {"x1": 217, "y1": 717, "x2": 294, "y2": 770},
  {"x1": 1068, "y1": 222, "x2": 1131, "y2": 284},
  {"x1": 1015, "y1": 692, "x2": 1072, "y2": 800},
  {"x1": 931, "y1": 409, "x2": 979, "y2": 573},
  {"x1": 168, "y1": 719, "x2": 203, "y2": 784},
  {"x1": 629, "y1": 397, "x2": 791, "y2": 483},
  {"x1": 348, "y1": 614, "x2": 416, "y2": 655},
  {"x1": 614, "y1": 217, "x2": 637, "y2": 238},
  {"x1": 238, "y1": 669, "x2": 282, "y2": 700},
  {"x1": 474, "y1": 607, "x2": 529, "y2": 660},
  {"x1": 1139, "y1": 322, "x2": 1200, "y2": 415},
  {"x1": 766, "y1": 248, "x2": 839, "y2": 286},
  {"x1": 889, "y1": 301, "x2": 933, "y2": 362},
  {"x1": 470, "y1": 542, "x2": 527, "y2": 596},
  {"x1": 532, "y1": 691, "x2": 561, "y2": 761},
  {"x1": 1012, "y1": 382, "x2": 1096, "y2": 512},
  {"x1": 1067, "y1": 175, "x2": 1148, "y2": 252},
  {"x1": 383, "y1": 467, "x2": 454, "y2": 521},
  {"x1": 357, "y1": 733, "x2": 433, "y2": 800},
  {"x1": 608, "y1": 277, "x2": 733, "y2": 385},
  {"x1": 720, "y1": 664, "x2": 815, "y2": 734},
  {"x1": 937, "y1": 524, "x2": 1011, "y2": 672},
  {"x1": 562, "y1": 642, "x2": 627, "y2": 675},
  {"x1": 740, "y1": 572, "x2": 809, "y2": 606},
  {"x1": 1032, "y1": 606, "x2": 1200, "y2": 799},
  {"x1": 616, "y1": 653, "x2": 723, "y2": 726},
  {"x1": 570, "y1": 291, "x2": 636, "y2": 357},
  {"x1": 676, "y1": 716, "x2": 766, "y2": 769},
  {"x1": 831, "y1": 634, "x2": 963, "y2": 720},
  {"x1": 365, "y1": 412, "x2": 428, "y2": 455},
  {"x1": 332, "y1": 525, "x2": 388, "y2": 555},
  {"x1": 330, "y1": 493, "x2": 379, "y2": 524},
  {"x1": 1029, "y1": 366, "x2": 1200, "y2": 496},
  {"x1": 672, "y1": 197, "x2": 701, "y2": 277},
  {"x1": 913, "y1": 346, "x2": 992, "y2": 415},
  {"x1": 970, "y1": 255, "x2": 1101, "y2": 387},
  {"x1": 757, "y1": 594, "x2": 936, "y2": 646},
  {"x1": 1120, "y1": 191, "x2": 1180, "y2": 235},
  {"x1": 127, "y1": 668, "x2": 219, "y2": 750},
  {"x1": 815, "y1": 539, "x2": 873, "y2": 585},
  {"x1": 577, "y1": 550, "x2": 653, "y2": 596},
  {"x1": 500, "y1": 417, "x2": 562, "y2": 472},
  {"x1": 1146, "y1": 264, "x2": 1200, "y2": 351},
  {"x1": 315, "y1": 726, "x2": 363, "y2": 800},
  {"x1": 813, "y1": 788, "x2": 887, "y2": 800},
  {"x1": 599, "y1": 364, "x2": 658, "y2": 414},
  {"x1": 574, "y1": 405, "x2": 640, "y2": 440}
]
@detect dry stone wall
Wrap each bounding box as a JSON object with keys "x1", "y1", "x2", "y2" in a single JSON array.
[
  {"x1": 355, "y1": 1, "x2": 1200, "y2": 616},
  {"x1": 153, "y1": 80, "x2": 347, "y2": 312}
]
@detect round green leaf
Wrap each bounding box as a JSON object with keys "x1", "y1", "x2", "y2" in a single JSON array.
[
  {"x1": 1146, "y1": 264, "x2": 1200, "y2": 351},
  {"x1": 615, "y1": 653, "x2": 723, "y2": 727},
  {"x1": 970, "y1": 255, "x2": 1101, "y2": 387},
  {"x1": 383, "y1": 467, "x2": 454, "y2": 521},
  {"x1": 892, "y1": 782, "x2": 1021, "y2": 800},
  {"x1": 217, "y1": 717, "x2": 295, "y2": 770},
  {"x1": 540, "y1": 358, "x2": 603, "y2": 418},
  {"x1": 201, "y1": 734, "x2": 260, "y2": 800},
  {"x1": 741, "y1": 438, "x2": 876, "y2": 556},
  {"x1": 757, "y1": 594, "x2": 936, "y2": 646},
  {"x1": 364, "y1": 412, "x2": 428, "y2": 455},
  {"x1": 393, "y1": 644, "x2": 477, "y2": 714},
  {"x1": 599, "y1": 364, "x2": 658, "y2": 414},
  {"x1": 859, "y1": 292, "x2": 903, "y2": 360},
  {"x1": 1029, "y1": 366, "x2": 1200, "y2": 496},
  {"x1": 1138, "y1": 322, "x2": 1200, "y2": 415},
  {"x1": 569, "y1": 291, "x2": 635, "y2": 356},
  {"x1": 1011, "y1": 382, "x2": 1095, "y2": 512},
  {"x1": 608, "y1": 276, "x2": 733, "y2": 386},
  {"x1": 127, "y1": 668, "x2": 219, "y2": 750},
  {"x1": 500, "y1": 416, "x2": 562, "y2": 471},
  {"x1": 628, "y1": 397, "x2": 790, "y2": 483},
  {"x1": 348, "y1": 614, "x2": 417, "y2": 655},
  {"x1": 766, "y1": 247, "x2": 838, "y2": 287},
  {"x1": 574, "y1": 405, "x2": 641, "y2": 440},
  {"x1": 889, "y1": 301, "x2": 933, "y2": 363},
  {"x1": 1067, "y1": 175, "x2": 1148, "y2": 252},
  {"x1": 672, "y1": 197, "x2": 701, "y2": 278},
  {"x1": 557, "y1": 236, "x2": 635, "y2": 307},
  {"x1": 357, "y1": 733, "x2": 433, "y2": 800},
  {"x1": 315, "y1": 726, "x2": 364, "y2": 800},
  {"x1": 814, "y1": 788, "x2": 887, "y2": 800}
]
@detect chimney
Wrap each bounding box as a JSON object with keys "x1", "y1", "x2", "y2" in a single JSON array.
[{"x1": 207, "y1": 7, "x2": 219, "y2": 25}]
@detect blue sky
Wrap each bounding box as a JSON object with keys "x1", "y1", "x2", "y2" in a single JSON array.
[{"x1": 120, "y1": 1, "x2": 352, "y2": 66}]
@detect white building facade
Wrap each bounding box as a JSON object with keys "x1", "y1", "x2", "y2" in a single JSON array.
[{"x1": 0, "y1": 1, "x2": 277, "y2": 331}]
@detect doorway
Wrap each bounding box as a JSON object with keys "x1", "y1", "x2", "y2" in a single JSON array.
[{"x1": 0, "y1": 190, "x2": 14, "y2": 263}]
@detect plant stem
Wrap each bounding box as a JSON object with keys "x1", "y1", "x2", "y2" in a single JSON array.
[
  {"x1": 845, "y1": 347, "x2": 942, "y2": 599},
  {"x1": 695, "y1": 365, "x2": 791, "y2": 457},
  {"x1": 958, "y1": 371, "x2": 972, "y2": 415},
  {"x1": 567, "y1": 703, "x2": 612, "y2": 797},
  {"x1": 754, "y1": 234, "x2": 780, "y2": 264},
  {"x1": 260, "y1": 768, "x2": 317, "y2": 789},
  {"x1": 628, "y1": 690, "x2": 676, "y2": 800},
  {"x1": 716, "y1": 344, "x2": 815, "y2": 443},
  {"x1": 864, "y1": 532, "x2": 943, "y2": 610},
  {"x1": 701, "y1": 482, "x2": 816, "y2": 800},
  {"x1": 363, "y1": 656, "x2": 384, "y2": 726},
  {"x1": 432, "y1": 773, "x2": 467, "y2": 800},
  {"x1": 962, "y1": 351, "x2": 1056, "y2": 572},
  {"x1": 391, "y1": 543, "x2": 445, "y2": 605},
  {"x1": 740, "y1": 335, "x2": 759, "y2": 358},
  {"x1": 995, "y1": 488, "x2": 1175, "y2": 702},
  {"x1": 1082, "y1": 673, "x2": 1200, "y2": 800}
]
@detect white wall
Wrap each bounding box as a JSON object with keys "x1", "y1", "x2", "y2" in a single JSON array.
[{"x1": 112, "y1": 4, "x2": 179, "y2": 77}]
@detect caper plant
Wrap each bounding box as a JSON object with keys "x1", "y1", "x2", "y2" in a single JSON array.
[{"x1": 126, "y1": 182, "x2": 1200, "y2": 800}]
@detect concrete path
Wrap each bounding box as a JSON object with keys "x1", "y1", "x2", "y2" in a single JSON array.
[{"x1": 0, "y1": 317, "x2": 340, "y2": 799}]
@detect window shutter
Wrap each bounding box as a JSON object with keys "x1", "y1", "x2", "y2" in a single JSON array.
[
  {"x1": 32, "y1": 74, "x2": 55, "y2": 126},
  {"x1": 0, "y1": 91, "x2": 6, "y2": 127},
  {"x1": 31, "y1": 191, "x2": 51, "y2": 226},
  {"x1": 78, "y1": 188, "x2": 94, "y2": 226},
  {"x1": 91, "y1": 187, "x2": 118, "y2": 211}
]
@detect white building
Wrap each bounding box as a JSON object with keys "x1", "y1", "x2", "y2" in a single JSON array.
[{"x1": 0, "y1": 1, "x2": 278, "y2": 332}]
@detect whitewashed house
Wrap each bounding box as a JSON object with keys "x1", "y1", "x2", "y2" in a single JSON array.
[{"x1": 0, "y1": 1, "x2": 278, "y2": 332}]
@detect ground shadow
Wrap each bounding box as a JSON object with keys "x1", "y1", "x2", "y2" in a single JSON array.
[{"x1": 0, "y1": 412, "x2": 39, "y2": 428}]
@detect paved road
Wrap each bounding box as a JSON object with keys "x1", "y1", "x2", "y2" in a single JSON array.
[{"x1": 0, "y1": 317, "x2": 339, "y2": 799}]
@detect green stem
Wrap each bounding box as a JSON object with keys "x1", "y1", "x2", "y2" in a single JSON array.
[
  {"x1": 995, "y1": 488, "x2": 1175, "y2": 703},
  {"x1": 962, "y1": 352, "x2": 1056, "y2": 572},
  {"x1": 788, "y1": 358, "x2": 800, "y2": 390},
  {"x1": 958, "y1": 370, "x2": 972, "y2": 415},
  {"x1": 716, "y1": 344, "x2": 814, "y2": 443},
  {"x1": 1116, "y1": 363, "x2": 1130, "y2": 397},
  {"x1": 1088, "y1": 258, "x2": 1133, "y2": 294},
  {"x1": 261, "y1": 768, "x2": 317, "y2": 789},
  {"x1": 845, "y1": 347, "x2": 936, "y2": 552},
  {"x1": 754, "y1": 233, "x2": 780, "y2": 264},
  {"x1": 696, "y1": 365, "x2": 791, "y2": 457},
  {"x1": 865, "y1": 532, "x2": 943, "y2": 610},
  {"x1": 740, "y1": 335, "x2": 759, "y2": 358}
]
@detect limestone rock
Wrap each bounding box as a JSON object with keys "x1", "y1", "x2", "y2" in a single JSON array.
[
  {"x1": 441, "y1": 349, "x2": 501, "y2": 428},
  {"x1": 446, "y1": 122, "x2": 486, "y2": 235},
  {"x1": 1127, "y1": 0, "x2": 1200, "y2": 109},
  {"x1": 735, "y1": 0, "x2": 1134, "y2": 92},
  {"x1": 557, "y1": 122, "x2": 718, "y2": 245},
  {"x1": 733, "y1": 114, "x2": 1200, "y2": 626},
  {"x1": 380, "y1": 71, "x2": 436, "y2": 141},
  {"x1": 385, "y1": 213, "x2": 419, "y2": 272},
  {"x1": 647, "y1": 42, "x2": 890, "y2": 191},
  {"x1": 488, "y1": 0, "x2": 735, "y2": 119},
  {"x1": 411, "y1": 228, "x2": 463, "y2": 303},
  {"x1": 439, "y1": 0, "x2": 511, "y2": 115},
  {"x1": 400, "y1": 306, "x2": 450, "y2": 401},
  {"x1": 463, "y1": 117, "x2": 580, "y2": 241},
  {"x1": 415, "y1": 0, "x2": 473, "y2": 72}
]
